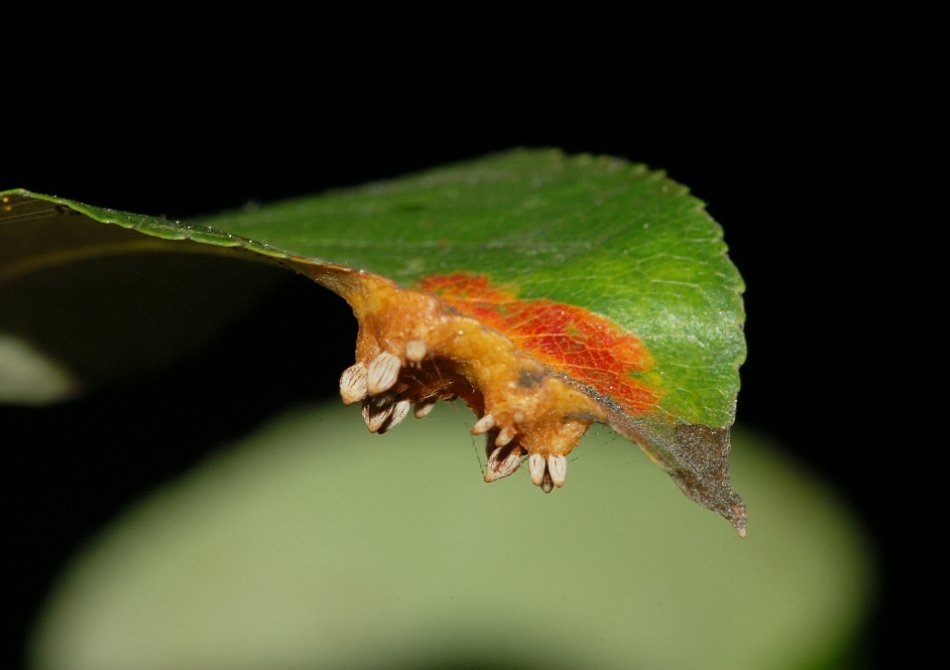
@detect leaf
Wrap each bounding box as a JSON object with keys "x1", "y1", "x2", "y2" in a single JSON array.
[{"x1": 1, "y1": 149, "x2": 747, "y2": 533}]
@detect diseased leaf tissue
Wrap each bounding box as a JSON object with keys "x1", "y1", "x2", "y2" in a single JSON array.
[{"x1": 0, "y1": 149, "x2": 747, "y2": 534}]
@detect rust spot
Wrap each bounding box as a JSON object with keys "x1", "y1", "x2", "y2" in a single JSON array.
[
  {"x1": 418, "y1": 273, "x2": 660, "y2": 415},
  {"x1": 299, "y1": 264, "x2": 604, "y2": 467}
]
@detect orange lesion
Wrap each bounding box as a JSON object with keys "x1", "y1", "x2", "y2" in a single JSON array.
[
  {"x1": 418, "y1": 273, "x2": 660, "y2": 416},
  {"x1": 297, "y1": 263, "x2": 615, "y2": 491},
  {"x1": 295, "y1": 263, "x2": 663, "y2": 493}
]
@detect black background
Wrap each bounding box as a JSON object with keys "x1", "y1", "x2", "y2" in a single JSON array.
[{"x1": 3, "y1": 62, "x2": 891, "y2": 667}]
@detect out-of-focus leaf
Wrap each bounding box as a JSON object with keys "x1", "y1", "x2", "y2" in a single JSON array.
[{"x1": 31, "y1": 404, "x2": 872, "y2": 670}]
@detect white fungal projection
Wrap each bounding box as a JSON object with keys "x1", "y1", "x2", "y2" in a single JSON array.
[
  {"x1": 495, "y1": 424, "x2": 516, "y2": 447},
  {"x1": 470, "y1": 413, "x2": 495, "y2": 435},
  {"x1": 405, "y1": 339, "x2": 427, "y2": 363},
  {"x1": 338, "y1": 362, "x2": 368, "y2": 405},
  {"x1": 528, "y1": 453, "x2": 546, "y2": 486},
  {"x1": 548, "y1": 454, "x2": 567, "y2": 488},
  {"x1": 366, "y1": 352, "x2": 402, "y2": 395},
  {"x1": 361, "y1": 392, "x2": 395, "y2": 433}
]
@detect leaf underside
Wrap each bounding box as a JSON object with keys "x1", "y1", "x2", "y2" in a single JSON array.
[{"x1": 1, "y1": 149, "x2": 747, "y2": 533}]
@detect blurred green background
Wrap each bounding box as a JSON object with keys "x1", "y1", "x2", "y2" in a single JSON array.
[{"x1": 30, "y1": 403, "x2": 872, "y2": 670}]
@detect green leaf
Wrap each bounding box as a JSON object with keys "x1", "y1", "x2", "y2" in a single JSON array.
[
  {"x1": 201, "y1": 150, "x2": 744, "y2": 427},
  {"x1": 1, "y1": 149, "x2": 747, "y2": 532}
]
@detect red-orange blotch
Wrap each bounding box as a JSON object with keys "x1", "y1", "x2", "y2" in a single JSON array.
[{"x1": 418, "y1": 273, "x2": 660, "y2": 415}]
